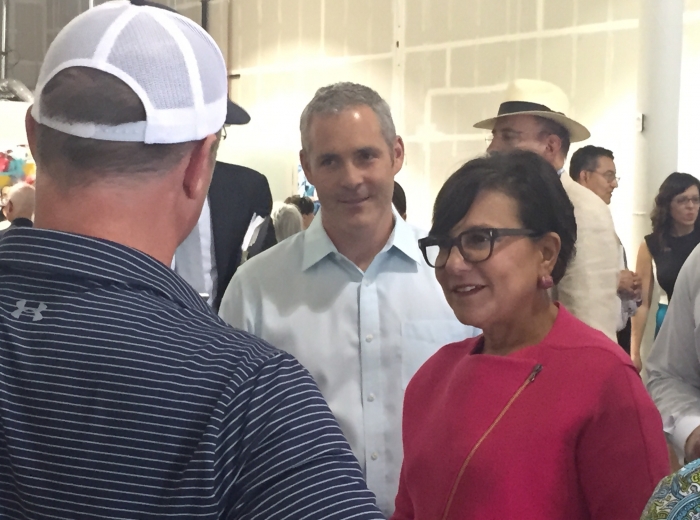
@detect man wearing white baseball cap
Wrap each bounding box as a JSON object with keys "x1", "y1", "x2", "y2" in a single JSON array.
[
  {"x1": 0, "y1": 2, "x2": 384, "y2": 518},
  {"x1": 477, "y1": 79, "x2": 621, "y2": 340}
]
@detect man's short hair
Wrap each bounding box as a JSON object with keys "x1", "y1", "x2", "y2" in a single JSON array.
[
  {"x1": 569, "y1": 145, "x2": 615, "y2": 182},
  {"x1": 535, "y1": 116, "x2": 571, "y2": 158},
  {"x1": 284, "y1": 195, "x2": 315, "y2": 216},
  {"x1": 300, "y1": 82, "x2": 396, "y2": 152},
  {"x1": 34, "y1": 67, "x2": 217, "y2": 188}
]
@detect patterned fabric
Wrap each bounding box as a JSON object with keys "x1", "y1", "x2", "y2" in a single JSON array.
[{"x1": 641, "y1": 459, "x2": 700, "y2": 519}]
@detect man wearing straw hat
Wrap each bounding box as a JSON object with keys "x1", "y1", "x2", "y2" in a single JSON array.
[{"x1": 475, "y1": 79, "x2": 620, "y2": 340}]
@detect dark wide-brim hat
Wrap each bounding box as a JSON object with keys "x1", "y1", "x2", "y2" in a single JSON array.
[{"x1": 474, "y1": 79, "x2": 590, "y2": 143}]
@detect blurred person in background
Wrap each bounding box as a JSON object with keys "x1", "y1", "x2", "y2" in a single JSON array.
[
  {"x1": 271, "y1": 202, "x2": 304, "y2": 242},
  {"x1": 285, "y1": 194, "x2": 315, "y2": 229},
  {"x1": 0, "y1": 185, "x2": 11, "y2": 224},
  {"x1": 220, "y1": 82, "x2": 477, "y2": 516},
  {"x1": 0, "y1": 182, "x2": 34, "y2": 237},
  {"x1": 477, "y1": 79, "x2": 620, "y2": 341},
  {"x1": 392, "y1": 181, "x2": 407, "y2": 220},
  {"x1": 569, "y1": 145, "x2": 640, "y2": 355},
  {"x1": 393, "y1": 151, "x2": 669, "y2": 520},
  {"x1": 632, "y1": 172, "x2": 700, "y2": 372},
  {"x1": 643, "y1": 175, "x2": 700, "y2": 472}
]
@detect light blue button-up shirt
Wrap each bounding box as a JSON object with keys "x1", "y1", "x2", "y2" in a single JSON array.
[{"x1": 219, "y1": 210, "x2": 478, "y2": 515}]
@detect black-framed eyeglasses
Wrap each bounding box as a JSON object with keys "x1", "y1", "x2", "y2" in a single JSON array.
[{"x1": 418, "y1": 228, "x2": 541, "y2": 268}]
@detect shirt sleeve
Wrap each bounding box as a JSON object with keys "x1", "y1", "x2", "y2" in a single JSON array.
[
  {"x1": 577, "y1": 360, "x2": 670, "y2": 520},
  {"x1": 646, "y1": 246, "x2": 700, "y2": 456},
  {"x1": 220, "y1": 353, "x2": 384, "y2": 520}
]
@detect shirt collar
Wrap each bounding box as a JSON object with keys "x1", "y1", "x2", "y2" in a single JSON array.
[
  {"x1": 0, "y1": 227, "x2": 211, "y2": 313},
  {"x1": 10, "y1": 217, "x2": 33, "y2": 228},
  {"x1": 301, "y1": 208, "x2": 423, "y2": 271},
  {"x1": 557, "y1": 167, "x2": 565, "y2": 177}
]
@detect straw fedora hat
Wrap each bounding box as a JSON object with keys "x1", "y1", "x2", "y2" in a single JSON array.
[{"x1": 474, "y1": 79, "x2": 590, "y2": 143}]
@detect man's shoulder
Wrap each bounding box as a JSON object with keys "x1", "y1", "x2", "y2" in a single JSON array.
[
  {"x1": 561, "y1": 176, "x2": 615, "y2": 231},
  {"x1": 157, "y1": 305, "x2": 294, "y2": 372},
  {"x1": 235, "y1": 232, "x2": 306, "y2": 281}
]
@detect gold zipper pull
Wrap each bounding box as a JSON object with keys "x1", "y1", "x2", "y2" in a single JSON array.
[{"x1": 529, "y1": 364, "x2": 543, "y2": 382}]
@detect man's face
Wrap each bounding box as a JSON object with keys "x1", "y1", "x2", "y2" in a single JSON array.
[
  {"x1": 579, "y1": 156, "x2": 618, "y2": 205},
  {"x1": 486, "y1": 115, "x2": 549, "y2": 156},
  {"x1": 300, "y1": 106, "x2": 403, "y2": 234}
]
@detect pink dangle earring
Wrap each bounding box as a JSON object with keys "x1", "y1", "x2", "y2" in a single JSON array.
[{"x1": 538, "y1": 275, "x2": 554, "y2": 290}]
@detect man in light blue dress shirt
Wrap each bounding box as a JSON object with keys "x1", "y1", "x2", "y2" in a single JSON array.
[{"x1": 219, "y1": 82, "x2": 477, "y2": 515}]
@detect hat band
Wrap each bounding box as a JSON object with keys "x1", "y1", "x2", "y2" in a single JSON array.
[{"x1": 497, "y1": 101, "x2": 558, "y2": 116}]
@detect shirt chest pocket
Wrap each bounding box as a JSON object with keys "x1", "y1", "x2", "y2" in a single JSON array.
[{"x1": 401, "y1": 320, "x2": 473, "y2": 389}]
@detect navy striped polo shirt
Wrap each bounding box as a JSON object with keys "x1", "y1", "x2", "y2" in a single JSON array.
[{"x1": 0, "y1": 228, "x2": 383, "y2": 519}]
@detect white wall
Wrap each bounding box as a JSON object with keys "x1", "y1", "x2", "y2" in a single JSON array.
[
  {"x1": 9, "y1": 0, "x2": 700, "y2": 257},
  {"x1": 222, "y1": 0, "x2": 645, "y2": 236}
]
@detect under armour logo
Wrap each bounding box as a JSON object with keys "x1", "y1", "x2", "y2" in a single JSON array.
[{"x1": 11, "y1": 300, "x2": 47, "y2": 322}]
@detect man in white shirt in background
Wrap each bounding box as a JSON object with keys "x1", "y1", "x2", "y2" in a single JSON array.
[
  {"x1": 647, "y1": 244, "x2": 700, "y2": 465},
  {"x1": 219, "y1": 82, "x2": 477, "y2": 516},
  {"x1": 475, "y1": 79, "x2": 621, "y2": 340},
  {"x1": 569, "y1": 145, "x2": 641, "y2": 359}
]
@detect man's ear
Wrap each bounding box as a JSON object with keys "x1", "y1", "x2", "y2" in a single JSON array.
[
  {"x1": 5, "y1": 201, "x2": 13, "y2": 219},
  {"x1": 392, "y1": 136, "x2": 405, "y2": 174},
  {"x1": 578, "y1": 171, "x2": 591, "y2": 186},
  {"x1": 25, "y1": 107, "x2": 38, "y2": 161},
  {"x1": 182, "y1": 134, "x2": 218, "y2": 201},
  {"x1": 300, "y1": 149, "x2": 314, "y2": 186},
  {"x1": 545, "y1": 133, "x2": 562, "y2": 159}
]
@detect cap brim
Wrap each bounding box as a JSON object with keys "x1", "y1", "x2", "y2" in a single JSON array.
[
  {"x1": 226, "y1": 99, "x2": 250, "y2": 125},
  {"x1": 474, "y1": 111, "x2": 591, "y2": 143}
]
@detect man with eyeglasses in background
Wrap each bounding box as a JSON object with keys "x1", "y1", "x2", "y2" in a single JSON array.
[{"x1": 570, "y1": 145, "x2": 641, "y2": 355}]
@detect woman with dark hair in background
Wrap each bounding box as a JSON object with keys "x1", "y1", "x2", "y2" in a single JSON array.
[
  {"x1": 391, "y1": 151, "x2": 669, "y2": 520},
  {"x1": 631, "y1": 172, "x2": 700, "y2": 373},
  {"x1": 284, "y1": 195, "x2": 315, "y2": 229},
  {"x1": 393, "y1": 181, "x2": 407, "y2": 220}
]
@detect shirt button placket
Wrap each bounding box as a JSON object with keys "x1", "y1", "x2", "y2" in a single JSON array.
[{"x1": 359, "y1": 275, "x2": 384, "y2": 494}]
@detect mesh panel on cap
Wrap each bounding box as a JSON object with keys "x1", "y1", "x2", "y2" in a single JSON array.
[
  {"x1": 33, "y1": 1, "x2": 227, "y2": 143},
  {"x1": 173, "y1": 17, "x2": 227, "y2": 105},
  {"x1": 39, "y1": 4, "x2": 129, "y2": 89},
  {"x1": 108, "y1": 12, "x2": 193, "y2": 110}
]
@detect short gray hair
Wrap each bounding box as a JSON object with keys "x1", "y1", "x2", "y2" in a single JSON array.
[{"x1": 300, "y1": 82, "x2": 396, "y2": 152}]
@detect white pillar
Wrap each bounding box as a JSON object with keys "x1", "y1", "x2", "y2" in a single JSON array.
[
  {"x1": 632, "y1": 0, "x2": 684, "y2": 250},
  {"x1": 633, "y1": 0, "x2": 684, "y2": 368}
]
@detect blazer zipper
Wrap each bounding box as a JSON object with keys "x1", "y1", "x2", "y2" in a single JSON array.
[{"x1": 440, "y1": 363, "x2": 543, "y2": 520}]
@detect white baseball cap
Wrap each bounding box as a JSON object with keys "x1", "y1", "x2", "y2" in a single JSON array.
[{"x1": 31, "y1": 0, "x2": 228, "y2": 144}]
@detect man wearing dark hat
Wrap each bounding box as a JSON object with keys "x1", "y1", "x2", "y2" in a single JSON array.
[{"x1": 476, "y1": 79, "x2": 620, "y2": 340}]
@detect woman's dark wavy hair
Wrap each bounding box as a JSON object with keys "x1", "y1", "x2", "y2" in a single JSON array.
[
  {"x1": 650, "y1": 172, "x2": 700, "y2": 248},
  {"x1": 430, "y1": 151, "x2": 577, "y2": 284}
]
